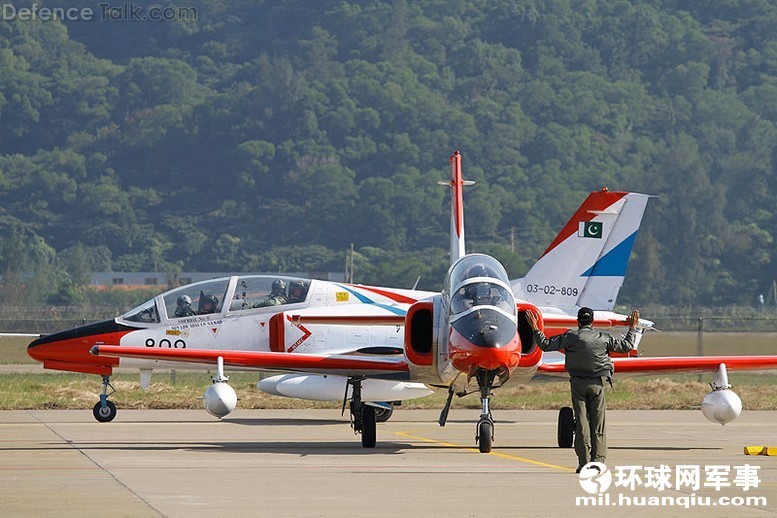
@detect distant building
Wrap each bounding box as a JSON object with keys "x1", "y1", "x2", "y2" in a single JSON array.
[{"x1": 88, "y1": 272, "x2": 346, "y2": 291}]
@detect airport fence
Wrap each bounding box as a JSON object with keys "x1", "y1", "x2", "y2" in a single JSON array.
[
  {"x1": 3, "y1": 306, "x2": 777, "y2": 334},
  {"x1": 638, "y1": 306, "x2": 777, "y2": 332},
  {"x1": 0, "y1": 305, "x2": 119, "y2": 334}
]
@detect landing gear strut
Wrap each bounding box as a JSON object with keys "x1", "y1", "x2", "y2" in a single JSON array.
[
  {"x1": 474, "y1": 369, "x2": 498, "y2": 453},
  {"x1": 92, "y1": 375, "x2": 117, "y2": 422},
  {"x1": 344, "y1": 377, "x2": 377, "y2": 448}
]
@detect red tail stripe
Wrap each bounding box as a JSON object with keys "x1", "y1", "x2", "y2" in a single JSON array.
[{"x1": 541, "y1": 190, "x2": 628, "y2": 258}]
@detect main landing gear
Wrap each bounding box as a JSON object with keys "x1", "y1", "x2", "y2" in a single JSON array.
[
  {"x1": 92, "y1": 375, "x2": 117, "y2": 422},
  {"x1": 374, "y1": 403, "x2": 394, "y2": 423},
  {"x1": 344, "y1": 377, "x2": 377, "y2": 448},
  {"x1": 557, "y1": 406, "x2": 575, "y2": 448}
]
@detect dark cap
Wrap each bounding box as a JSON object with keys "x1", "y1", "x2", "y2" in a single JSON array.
[{"x1": 577, "y1": 307, "x2": 594, "y2": 325}]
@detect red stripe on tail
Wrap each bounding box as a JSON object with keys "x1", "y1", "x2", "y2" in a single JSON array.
[{"x1": 540, "y1": 188, "x2": 627, "y2": 258}]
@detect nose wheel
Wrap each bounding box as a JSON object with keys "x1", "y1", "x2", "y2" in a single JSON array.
[
  {"x1": 476, "y1": 417, "x2": 494, "y2": 453},
  {"x1": 93, "y1": 376, "x2": 117, "y2": 422},
  {"x1": 473, "y1": 369, "x2": 500, "y2": 453},
  {"x1": 93, "y1": 400, "x2": 117, "y2": 422}
]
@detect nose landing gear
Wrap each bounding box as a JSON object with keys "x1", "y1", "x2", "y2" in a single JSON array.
[
  {"x1": 474, "y1": 369, "x2": 500, "y2": 453},
  {"x1": 92, "y1": 375, "x2": 117, "y2": 422},
  {"x1": 476, "y1": 412, "x2": 494, "y2": 453}
]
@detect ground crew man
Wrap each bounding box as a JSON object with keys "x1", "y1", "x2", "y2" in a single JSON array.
[{"x1": 526, "y1": 306, "x2": 639, "y2": 472}]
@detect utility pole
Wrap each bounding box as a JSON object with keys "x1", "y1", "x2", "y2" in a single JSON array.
[
  {"x1": 697, "y1": 316, "x2": 704, "y2": 382},
  {"x1": 349, "y1": 243, "x2": 355, "y2": 283}
]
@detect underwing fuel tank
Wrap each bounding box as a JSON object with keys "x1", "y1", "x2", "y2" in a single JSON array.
[
  {"x1": 700, "y1": 363, "x2": 742, "y2": 425},
  {"x1": 203, "y1": 382, "x2": 238, "y2": 418},
  {"x1": 258, "y1": 374, "x2": 433, "y2": 402}
]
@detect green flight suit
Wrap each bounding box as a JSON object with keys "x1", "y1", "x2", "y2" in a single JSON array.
[
  {"x1": 532, "y1": 325, "x2": 636, "y2": 468},
  {"x1": 253, "y1": 293, "x2": 288, "y2": 308}
]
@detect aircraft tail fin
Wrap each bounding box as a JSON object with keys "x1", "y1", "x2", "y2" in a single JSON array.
[
  {"x1": 512, "y1": 189, "x2": 652, "y2": 311},
  {"x1": 439, "y1": 151, "x2": 475, "y2": 265}
]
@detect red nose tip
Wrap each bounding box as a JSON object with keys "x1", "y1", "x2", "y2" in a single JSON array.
[
  {"x1": 27, "y1": 320, "x2": 130, "y2": 375},
  {"x1": 448, "y1": 327, "x2": 521, "y2": 372}
]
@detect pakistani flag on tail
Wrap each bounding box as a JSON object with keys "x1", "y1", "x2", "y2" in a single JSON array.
[{"x1": 579, "y1": 221, "x2": 603, "y2": 238}]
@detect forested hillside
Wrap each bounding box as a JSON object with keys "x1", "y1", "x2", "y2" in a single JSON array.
[{"x1": 1, "y1": 0, "x2": 776, "y2": 306}]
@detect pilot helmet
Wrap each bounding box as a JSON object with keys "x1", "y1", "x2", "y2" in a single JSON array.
[
  {"x1": 272, "y1": 279, "x2": 286, "y2": 293},
  {"x1": 467, "y1": 264, "x2": 489, "y2": 279},
  {"x1": 177, "y1": 295, "x2": 192, "y2": 307},
  {"x1": 200, "y1": 293, "x2": 218, "y2": 313},
  {"x1": 289, "y1": 280, "x2": 305, "y2": 300}
]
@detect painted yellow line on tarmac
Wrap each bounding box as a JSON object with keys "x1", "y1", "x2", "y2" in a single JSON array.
[{"x1": 393, "y1": 431, "x2": 575, "y2": 472}]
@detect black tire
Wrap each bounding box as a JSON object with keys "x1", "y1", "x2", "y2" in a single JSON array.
[
  {"x1": 361, "y1": 406, "x2": 376, "y2": 448},
  {"x1": 93, "y1": 400, "x2": 117, "y2": 423},
  {"x1": 374, "y1": 404, "x2": 394, "y2": 423},
  {"x1": 557, "y1": 407, "x2": 575, "y2": 448},
  {"x1": 478, "y1": 420, "x2": 493, "y2": 453}
]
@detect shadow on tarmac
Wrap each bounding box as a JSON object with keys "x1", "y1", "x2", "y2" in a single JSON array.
[
  {"x1": 224, "y1": 417, "x2": 345, "y2": 426},
  {"x1": 0, "y1": 441, "x2": 413, "y2": 455}
]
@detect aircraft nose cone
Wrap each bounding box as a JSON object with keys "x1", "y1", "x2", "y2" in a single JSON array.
[
  {"x1": 480, "y1": 324, "x2": 502, "y2": 348},
  {"x1": 25, "y1": 319, "x2": 132, "y2": 370},
  {"x1": 451, "y1": 309, "x2": 516, "y2": 349}
]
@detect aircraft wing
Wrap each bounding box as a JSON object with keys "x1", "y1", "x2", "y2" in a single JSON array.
[
  {"x1": 91, "y1": 345, "x2": 410, "y2": 379},
  {"x1": 537, "y1": 354, "x2": 777, "y2": 377}
]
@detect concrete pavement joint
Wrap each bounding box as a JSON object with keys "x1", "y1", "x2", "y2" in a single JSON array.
[{"x1": 26, "y1": 409, "x2": 166, "y2": 517}]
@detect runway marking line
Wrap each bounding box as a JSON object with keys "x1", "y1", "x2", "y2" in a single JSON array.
[{"x1": 393, "y1": 431, "x2": 575, "y2": 472}]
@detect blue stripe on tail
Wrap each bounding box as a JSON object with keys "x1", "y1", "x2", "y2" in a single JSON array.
[{"x1": 581, "y1": 232, "x2": 638, "y2": 277}]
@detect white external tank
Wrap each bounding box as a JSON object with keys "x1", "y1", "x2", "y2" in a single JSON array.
[
  {"x1": 203, "y1": 382, "x2": 237, "y2": 418},
  {"x1": 701, "y1": 389, "x2": 742, "y2": 425},
  {"x1": 259, "y1": 374, "x2": 433, "y2": 402},
  {"x1": 700, "y1": 363, "x2": 742, "y2": 425}
]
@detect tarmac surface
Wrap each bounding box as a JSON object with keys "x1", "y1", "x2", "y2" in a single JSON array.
[{"x1": 1, "y1": 408, "x2": 775, "y2": 517}]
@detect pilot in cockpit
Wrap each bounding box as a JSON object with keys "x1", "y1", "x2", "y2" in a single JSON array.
[
  {"x1": 465, "y1": 281, "x2": 493, "y2": 306},
  {"x1": 463, "y1": 264, "x2": 493, "y2": 306},
  {"x1": 174, "y1": 295, "x2": 196, "y2": 317},
  {"x1": 287, "y1": 280, "x2": 307, "y2": 303},
  {"x1": 253, "y1": 279, "x2": 288, "y2": 307},
  {"x1": 198, "y1": 293, "x2": 219, "y2": 314}
]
